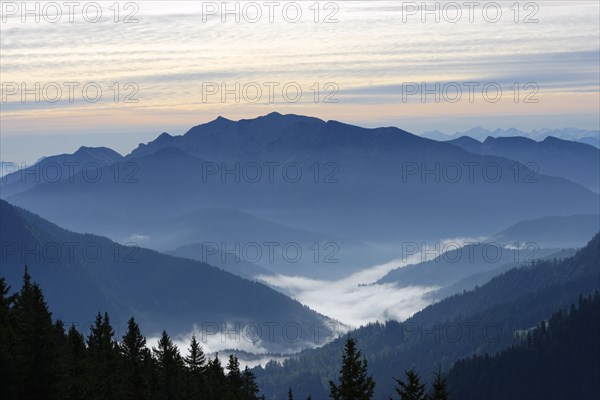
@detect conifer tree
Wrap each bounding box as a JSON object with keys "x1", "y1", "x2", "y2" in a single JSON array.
[
  {"x1": 86, "y1": 312, "x2": 119, "y2": 400},
  {"x1": 205, "y1": 354, "x2": 227, "y2": 400},
  {"x1": 52, "y1": 319, "x2": 69, "y2": 396},
  {"x1": 329, "y1": 337, "x2": 375, "y2": 400},
  {"x1": 153, "y1": 330, "x2": 184, "y2": 400},
  {"x1": 227, "y1": 354, "x2": 244, "y2": 398},
  {"x1": 241, "y1": 366, "x2": 260, "y2": 399},
  {"x1": 0, "y1": 277, "x2": 16, "y2": 399},
  {"x1": 141, "y1": 346, "x2": 160, "y2": 398},
  {"x1": 12, "y1": 268, "x2": 62, "y2": 399},
  {"x1": 288, "y1": 387, "x2": 294, "y2": 400},
  {"x1": 184, "y1": 335, "x2": 206, "y2": 373},
  {"x1": 0, "y1": 270, "x2": 283, "y2": 399},
  {"x1": 392, "y1": 368, "x2": 426, "y2": 400},
  {"x1": 65, "y1": 325, "x2": 86, "y2": 400},
  {"x1": 428, "y1": 366, "x2": 449, "y2": 400},
  {"x1": 120, "y1": 317, "x2": 148, "y2": 399},
  {"x1": 184, "y1": 335, "x2": 206, "y2": 398},
  {"x1": 121, "y1": 317, "x2": 146, "y2": 361}
]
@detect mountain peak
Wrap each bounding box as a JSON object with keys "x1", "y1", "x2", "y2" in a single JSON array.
[
  {"x1": 256, "y1": 111, "x2": 323, "y2": 124},
  {"x1": 154, "y1": 132, "x2": 175, "y2": 145},
  {"x1": 468, "y1": 125, "x2": 487, "y2": 132},
  {"x1": 542, "y1": 136, "x2": 563, "y2": 143},
  {"x1": 462, "y1": 126, "x2": 492, "y2": 137},
  {"x1": 74, "y1": 146, "x2": 122, "y2": 158},
  {"x1": 75, "y1": 145, "x2": 100, "y2": 153},
  {"x1": 214, "y1": 116, "x2": 232, "y2": 122}
]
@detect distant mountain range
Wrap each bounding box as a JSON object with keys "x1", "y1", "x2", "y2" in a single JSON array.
[
  {"x1": 376, "y1": 213, "x2": 599, "y2": 290},
  {"x1": 447, "y1": 136, "x2": 600, "y2": 192},
  {"x1": 422, "y1": 127, "x2": 600, "y2": 148},
  {"x1": 143, "y1": 207, "x2": 384, "y2": 279},
  {"x1": 0, "y1": 199, "x2": 336, "y2": 353},
  {"x1": 2, "y1": 113, "x2": 598, "y2": 398},
  {"x1": 489, "y1": 214, "x2": 600, "y2": 248},
  {"x1": 426, "y1": 248, "x2": 578, "y2": 302},
  {"x1": 376, "y1": 243, "x2": 561, "y2": 291},
  {"x1": 0, "y1": 146, "x2": 123, "y2": 198},
  {"x1": 2, "y1": 114, "x2": 598, "y2": 279}
]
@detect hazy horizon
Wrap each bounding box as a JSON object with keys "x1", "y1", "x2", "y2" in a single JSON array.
[
  {"x1": 2, "y1": 0, "x2": 599, "y2": 162},
  {"x1": 2, "y1": 111, "x2": 599, "y2": 164}
]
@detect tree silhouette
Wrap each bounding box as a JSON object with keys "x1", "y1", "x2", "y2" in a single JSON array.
[
  {"x1": 153, "y1": 330, "x2": 184, "y2": 400},
  {"x1": 184, "y1": 335, "x2": 206, "y2": 398},
  {"x1": 428, "y1": 366, "x2": 449, "y2": 400},
  {"x1": 184, "y1": 335, "x2": 206, "y2": 373},
  {"x1": 86, "y1": 312, "x2": 119, "y2": 400},
  {"x1": 241, "y1": 366, "x2": 261, "y2": 399},
  {"x1": 120, "y1": 317, "x2": 148, "y2": 399},
  {"x1": 392, "y1": 368, "x2": 426, "y2": 400},
  {"x1": 205, "y1": 354, "x2": 227, "y2": 400},
  {"x1": 65, "y1": 325, "x2": 86, "y2": 400},
  {"x1": 227, "y1": 354, "x2": 243, "y2": 398},
  {"x1": 12, "y1": 269, "x2": 63, "y2": 399},
  {"x1": 0, "y1": 277, "x2": 16, "y2": 399},
  {"x1": 0, "y1": 269, "x2": 273, "y2": 400},
  {"x1": 329, "y1": 336, "x2": 375, "y2": 400}
]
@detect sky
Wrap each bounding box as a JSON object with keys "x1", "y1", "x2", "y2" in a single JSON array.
[{"x1": 1, "y1": 0, "x2": 599, "y2": 163}]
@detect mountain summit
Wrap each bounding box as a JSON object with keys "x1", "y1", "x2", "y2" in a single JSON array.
[
  {"x1": 128, "y1": 113, "x2": 418, "y2": 160},
  {"x1": 5, "y1": 114, "x2": 600, "y2": 264}
]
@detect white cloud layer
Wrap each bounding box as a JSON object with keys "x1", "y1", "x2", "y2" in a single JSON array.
[
  {"x1": 141, "y1": 236, "x2": 488, "y2": 362},
  {"x1": 258, "y1": 236, "x2": 485, "y2": 328}
]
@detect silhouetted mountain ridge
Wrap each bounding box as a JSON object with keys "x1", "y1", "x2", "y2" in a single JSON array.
[
  {"x1": 448, "y1": 135, "x2": 600, "y2": 191},
  {"x1": 0, "y1": 199, "x2": 336, "y2": 352},
  {"x1": 0, "y1": 146, "x2": 123, "y2": 198},
  {"x1": 4, "y1": 114, "x2": 599, "y2": 279}
]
